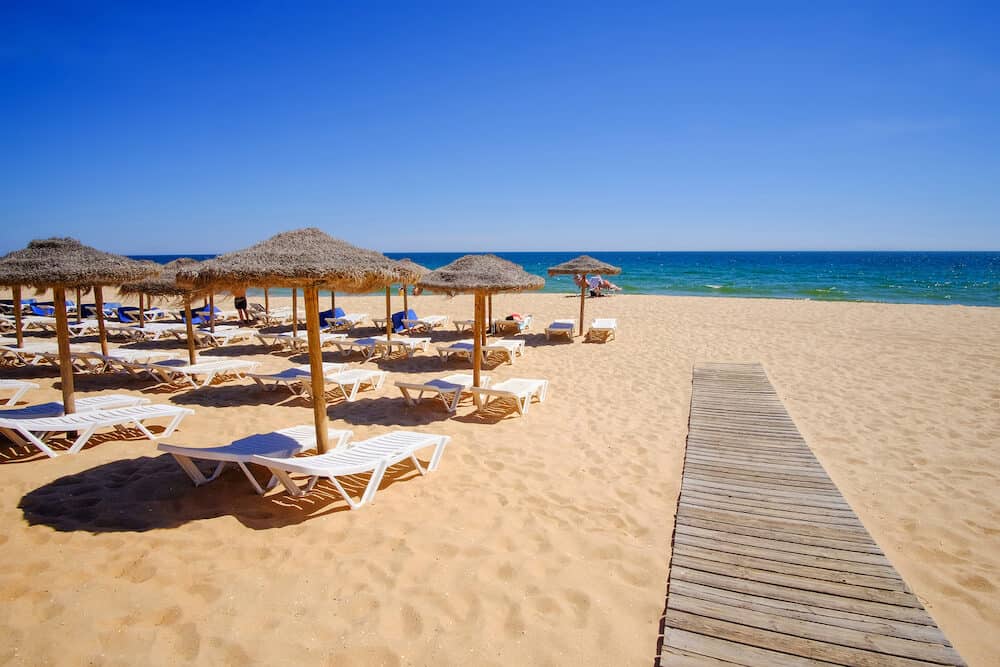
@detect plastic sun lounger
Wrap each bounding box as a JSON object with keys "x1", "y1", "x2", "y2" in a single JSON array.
[
  {"x1": 0, "y1": 379, "x2": 39, "y2": 407},
  {"x1": 588, "y1": 318, "x2": 618, "y2": 342},
  {"x1": 131, "y1": 322, "x2": 189, "y2": 341},
  {"x1": 67, "y1": 319, "x2": 102, "y2": 337},
  {"x1": 484, "y1": 339, "x2": 525, "y2": 365},
  {"x1": 395, "y1": 374, "x2": 491, "y2": 413},
  {"x1": 372, "y1": 335, "x2": 431, "y2": 359},
  {"x1": 0, "y1": 404, "x2": 194, "y2": 458},
  {"x1": 248, "y1": 363, "x2": 349, "y2": 397},
  {"x1": 37, "y1": 350, "x2": 110, "y2": 374},
  {"x1": 493, "y1": 315, "x2": 532, "y2": 335},
  {"x1": 143, "y1": 359, "x2": 260, "y2": 389},
  {"x1": 255, "y1": 331, "x2": 347, "y2": 351},
  {"x1": 437, "y1": 340, "x2": 476, "y2": 364},
  {"x1": 545, "y1": 319, "x2": 576, "y2": 340},
  {"x1": 251, "y1": 430, "x2": 451, "y2": 508},
  {"x1": 193, "y1": 326, "x2": 258, "y2": 347},
  {"x1": 323, "y1": 312, "x2": 368, "y2": 333},
  {"x1": 470, "y1": 378, "x2": 549, "y2": 416},
  {"x1": 0, "y1": 394, "x2": 149, "y2": 420},
  {"x1": 324, "y1": 368, "x2": 388, "y2": 402},
  {"x1": 2, "y1": 342, "x2": 60, "y2": 365},
  {"x1": 332, "y1": 337, "x2": 381, "y2": 361},
  {"x1": 452, "y1": 319, "x2": 475, "y2": 333},
  {"x1": 20, "y1": 316, "x2": 58, "y2": 332},
  {"x1": 101, "y1": 349, "x2": 176, "y2": 375},
  {"x1": 400, "y1": 314, "x2": 449, "y2": 334},
  {"x1": 158, "y1": 425, "x2": 353, "y2": 494}
]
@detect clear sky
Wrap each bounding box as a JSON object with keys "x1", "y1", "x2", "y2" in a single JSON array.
[{"x1": 2, "y1": 2, "x2": 998, "y2": 254}]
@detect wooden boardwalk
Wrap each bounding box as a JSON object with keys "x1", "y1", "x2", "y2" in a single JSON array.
[{"x1": 656, "y1": 363, "x2": 964, "y2": 666}]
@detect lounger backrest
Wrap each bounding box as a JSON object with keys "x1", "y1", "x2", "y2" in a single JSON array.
[
  {"x1": 117, "y1": 306, "x2": 139, "y2": 322},
  {"x1": 391, "y1": 310, "x2": 407, "y2": 333},
  {"x1": 30, "y1": 304, "x2": 55, "y2": 316}
]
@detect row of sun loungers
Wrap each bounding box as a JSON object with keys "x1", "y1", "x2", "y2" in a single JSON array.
[{"x1": 248, "y1": 364, "x2": 387, "y2": 402}]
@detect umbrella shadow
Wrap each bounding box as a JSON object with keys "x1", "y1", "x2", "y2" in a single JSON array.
[
  {"x1": 0, "y1": 364, "x2": 59, "y2": 379},
  {"x1": 520, "y1": 333, "x2": 574, "y2": 348},
  {"x1": 18, "y1": 453, "x2": 432, "y2": 531},
  {"x1": 452, "y1": 401, "x2": 523, "y2": 424},
  {"x1": 331, "y1": 396, "x2": 454, "y2": 427},
  {"x1": 198, "y1": 344, "x2": 264, "y2": 358}
]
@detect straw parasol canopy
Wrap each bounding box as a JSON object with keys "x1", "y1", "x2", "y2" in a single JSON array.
[
  {"x1": 393, "y1": 258, "x2": 430, "y2": 315},
  {"x1": 547, "y1": 254, "x2": 622, "y2": 337},
  {"x1": 120, "y1": 257, "x2": 203, "y2": 298},
  {"x1": 0, "y1": 237, "x2": 160, "y2": 413},
  {"x1": 178, "y1": 228, "x2": 402, "y2": 454},
  {"x1": 419, "y1": 254, "x2": 544, "y2": 388},
  {"x1": 121, "y1": 257, "x2": 205, "y2": 364}
]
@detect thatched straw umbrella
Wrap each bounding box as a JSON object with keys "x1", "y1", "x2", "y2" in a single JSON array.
[
  {"x1": 177, "y1": 228, "x2": 399, "y2": 453},
  {"x1": 120, "y1": 257, "x2": 203, "y2": 365},
  {"x1": 547, "y1": 255, "x2": 622, "y2": 337},
  {"x1": 0, "y1": 238, "x2": 159, "y2": 413},
  {"x1": 418, "y1": 255, "x2": 544, "y2": 387},
  {"x1": 394, "y1": 258, "x2": 429, "y2": 316}
]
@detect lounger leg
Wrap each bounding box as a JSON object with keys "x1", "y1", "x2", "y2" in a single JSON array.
[
  {"x1": 236, "y1": 462, "x2": 266, "y2": 495},
  {"x1": 67, "y1": 425, "x2": 100, "y2": 454},
  {"x1": 345, "y1": 381, "x2": 361, "y2": 402},
  {"x1": 170, "y1": 454, "x2": 212, "y2": 486},
  {"x1": 6, "y1": 427, "x2": 60, "y2": 458},
  {"x1": 270, "y1": 468, "x2": 308, "y2": 497},
  {"x1": 356, "y1": 459, "x2": 389, "y2": 508},
  {"x1": 427, "y1": 436, "x2": 449, "y2": 471},
  {"x1": 399, "y1": 387, "x2": 416, "y2": 406},
  {"x1": 156, "y1": 412, "x2": 189, "y2": 439}
]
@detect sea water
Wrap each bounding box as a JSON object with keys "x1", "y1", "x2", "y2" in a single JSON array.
[{"x1": 130, "y1": 251, "x2": 1000, "y2": 307}]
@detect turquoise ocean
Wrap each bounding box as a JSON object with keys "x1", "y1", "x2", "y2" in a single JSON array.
[{"x1": 129, "y1": 252, "x2": 1000, "y2": 308}]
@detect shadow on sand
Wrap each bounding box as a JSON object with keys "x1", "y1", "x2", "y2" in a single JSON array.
[{"x1": 18, "y1": 452, "x2": 432, "y2": 532}]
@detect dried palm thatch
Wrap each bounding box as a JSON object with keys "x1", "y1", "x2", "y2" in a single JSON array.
[
  {"x1": 417, "y1": 254, "x2": 545, "y2": 295},
  {"x1": 547, "y1": 254, "x2": 622, "y2": 276},
  {"x1": 119, "y1": 257, "x2": 203, "y2": 298},
  {"x1": 176, "y1": 228, "x2": 400, "y2": 292},
  {"x1": 394, "y1": 258, "x2": 430, "y2": 285},
  {"x1": 0, "y1": 237, "x2": 160, "y2": 288}
]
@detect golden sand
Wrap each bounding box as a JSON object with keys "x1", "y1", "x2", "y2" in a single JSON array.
[{"x1": 1, "y1": 292, "x2": 997, "y2": 665}]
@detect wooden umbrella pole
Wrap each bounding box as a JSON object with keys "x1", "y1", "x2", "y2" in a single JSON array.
[
  {"x1": 53, "y1": 286, "x2": 76, "y2": 414},
  {"x1": 264, "y1": 287, "x2": 270, "y2": 316},
  {"x1": 473, "y1": 292, "x2": 483, "y2": 387},
  {"x1": 384, "y1": 287, "x2": 392, "y2": 339},
  {"x1": 138, "y1": 293, "x2": 145, "y2": 329},
  {"x1": 304, "y1": 286, "x2": 331, "y2": 454},
  {"x1": 579, "y1": 284, "x2": 586, "y2": 337},
  {"x1": 330, "y1": 290, "x2": 335, "y2": 312},
  {"x1": 292, "y1": 289, "x2": 298, "y2": 336},
  {"x1": 209, "y1": 292, "x2": 216, "y2": 332},
  {"x1": 94, "y1": 285, "x2": 109, "y2": 356},
  {"x1": 183, "y1": 295, "x2": 197, "y2": 364},
  {"x1": 12, "y1": 284, "x2": 23, "y2": 348},
  {"x1": 403, "y1": 284, "x2": 408, "y2": 315},
  {"x1": 488, "y1": 294, "x2": 493, "y2": 336}
]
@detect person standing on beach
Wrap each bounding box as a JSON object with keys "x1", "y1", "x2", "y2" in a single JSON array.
[{"x1": 233, "y1": 287, "x2": 249, "y2": 324}]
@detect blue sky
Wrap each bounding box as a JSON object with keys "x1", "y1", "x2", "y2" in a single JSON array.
[{"x1": 2, "y1": 2, "x2": 998, "y2": 253}]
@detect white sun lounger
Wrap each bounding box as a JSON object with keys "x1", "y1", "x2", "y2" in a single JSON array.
[
  {"x1": 255, "y1": 330, "x2": 346, "y2": 352},
  {"x1": 470, "y1": 378, "x2": 549, "y2": 416},
  {"x1": 0, "y1": 394, "x2": 149, "y2": 420},
  {"x1": 493, "y1": 314, "x2": 532, "y2": 335},
  {"x1": 324, "y1": 368, "x2": 388, "y2": 402},
  {"x1": 323, "y1": 312, "x2": 368, "y2": 333},
  {"x1": 332, "y1": 337, "x2": 381, "y2": 361},
  {"x1": 142, "y1": 359, "x2": 260, "y2": 389},
  {"x1": 452, "y1": 319, "x2": 475, "y2": 333},
  {"x1": 372, "y1": 335, "x2": 431, "y2": 359},
  {"x1": 38, "y1": 349, "x2": 108, "y2": 374},
  {"x1": 251, "y1": 430, "x2": 451, "y2": 508},
  {"x1": 0, "y1": 379, "x2": 39, "y2": 406},
  {"x1": 192, "y1": 326, "x2": 258, "y2": 347},
  {"x1": 484, "y1": 339, "x2": 525, "y2": 364},
  {"x1": 545, "y1": 319, "x2": 576, "y2": 340},
  {"x1": 129, "y1": 322, "x2": 189, "y2": 341},
  {"x1": 400, "y1": 314, "x2": 449, "y2": 334},
  {"x1": 248, "y1": 362, "x2": 349, "y2": 397},
  {"x1": 0, "y1": 403, "x2": 195, "y2": 458},
  {"x1": 67, "y1": 319, "x2": 102, "y2": 337},
  {"x1": 20, "y1": 316, "x2": 58, "y2": 333},
  {"x1": 100, "y1": 349, "x2": 177, "y2": 375},
  {"x1": 158, "y1": 425, "x2": 353, "y2": 494},
  {"x1": 436, "y1": 339, "x2": 476, "y2": 364},
  {"x1": 588, "y1": 318, "x2": 617, "y2": 342},
  {"x1": 396, "y1": 373, "x2": 490, "y2": 413},
  {"x1": 2, "y1": 342, "x2": 59, "y2": 365}
]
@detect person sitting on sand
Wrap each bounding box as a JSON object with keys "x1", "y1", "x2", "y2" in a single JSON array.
[{"x1": 599, "y1": 276, "x2": 621, "y2": 293}]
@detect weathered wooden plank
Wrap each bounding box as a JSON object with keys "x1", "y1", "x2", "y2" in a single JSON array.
[
  {"x1": 674, "y1": 524, "x2": 895, "y2": 566},
  {"x1": 667, "y1": 596, "x2": 963, "y2": 664},
  {"x1": 669, "y1": 580, "x2": 952, "y2": 645},
  {"x1": 676, "y1": 514, "x2": 886, "y2": 555},
  {"x1": 680, "y1": 494, "x2": 867, "y2": 527},
  {"x1": 677, "y1": 506, "x2": 875, "y2": 543},
  {"x1": 664, "y1": 627, "x2": 841, "y2": 667}
]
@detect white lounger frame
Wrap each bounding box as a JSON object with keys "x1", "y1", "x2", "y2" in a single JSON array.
[
  {"x1": 159, "y1": 425, "x2": 353, "y2": 494},
  {"x1": 396, "y1": 374, "x2": 490, "y2": 413},
  {"x1": 0, "y1": 404, "x2": 194, "y2": 458},
  {"x1": 251, "y1": 431, "x2": 451, "y2": 509},
  {"x1": 0, "y1": 379, "x2": 39, "y2": 406},
  {"x1": 471, "y1": 378, "x2": 549, "y2": 416}
]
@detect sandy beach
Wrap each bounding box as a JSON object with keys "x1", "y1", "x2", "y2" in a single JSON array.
[{"x1": 1, "y1": 291, "x2": 998, "y2": 665}]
